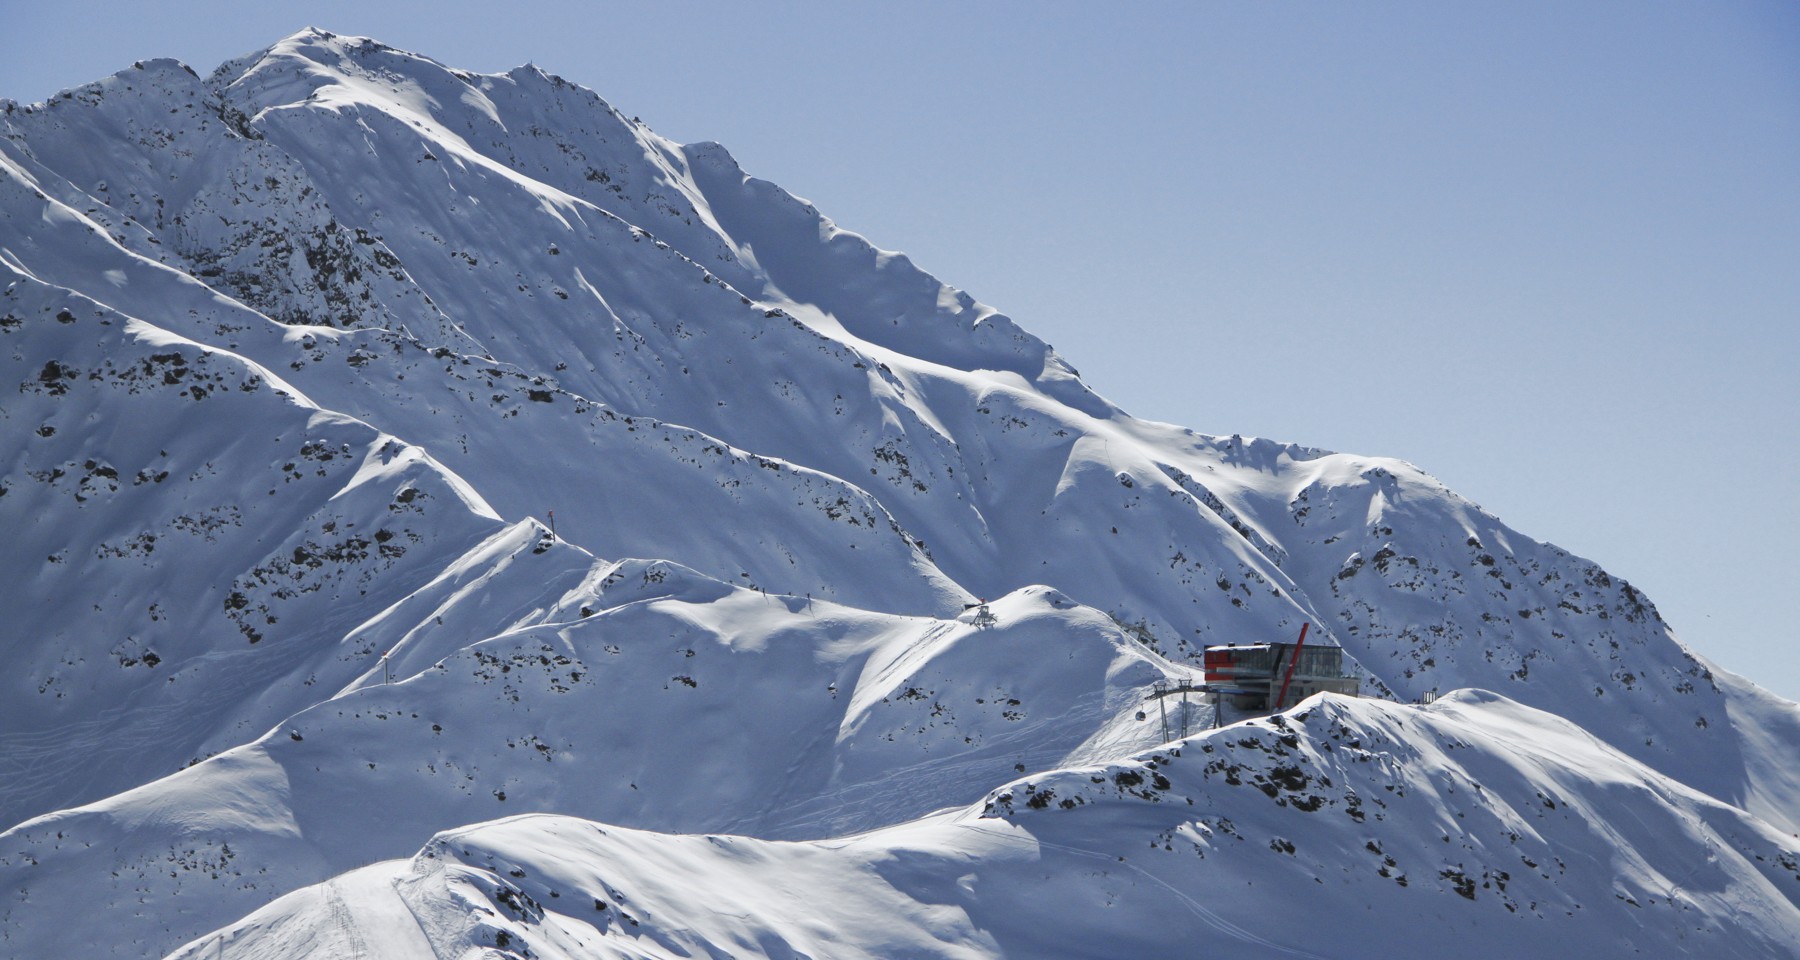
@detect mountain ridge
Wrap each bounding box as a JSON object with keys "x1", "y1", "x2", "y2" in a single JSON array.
[{"x1": 1, "y1": 29, "x2": 1794, "y2": 959}]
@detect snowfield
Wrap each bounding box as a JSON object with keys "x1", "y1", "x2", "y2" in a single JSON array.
[
  {"x1": 168, "y1": 692, "x2": 1800, "y2": 959},
  {"x1": 0, "y1": 28, "x2": 1795, "y2": 959}
]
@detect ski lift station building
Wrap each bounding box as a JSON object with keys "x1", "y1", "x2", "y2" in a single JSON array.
[{"x1": 1203, "y1": 641, "x2": 1359, "y2": 712}]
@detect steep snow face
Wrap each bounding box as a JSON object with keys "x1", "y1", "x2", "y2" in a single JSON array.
[
  {"x1": 168, "y1": 692, "x2": 1800, "y2": 960},
  {"x1": 1, "y1": 62, "x2": 970, "y2": 618},
  {"x1": 0, "y1": 267, "x2": 605, "y2": 827},
  {"x1": 0, "y1": 28, "x2": 1796, "y2": 960}
]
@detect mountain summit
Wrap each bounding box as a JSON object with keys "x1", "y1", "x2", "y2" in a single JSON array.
[{"x1": 2, "y1": 30, "x2": 1796, "y2": 958}]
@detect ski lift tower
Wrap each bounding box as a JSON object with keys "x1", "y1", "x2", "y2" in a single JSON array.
[
  {"x1": 966, "y1": 601, "x2": 998, "y2": 629},
  {"x1": 1144, "y1": 678, "x2": 1205, "y2": 741}
]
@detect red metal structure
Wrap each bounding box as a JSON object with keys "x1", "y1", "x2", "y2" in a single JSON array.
[
  {"x1": 1272, "y1": 622, "x2": 1309, "y2": 710},
  {"x1": 1202, "y1": 624, "x2": 1355, "y2": 714}
]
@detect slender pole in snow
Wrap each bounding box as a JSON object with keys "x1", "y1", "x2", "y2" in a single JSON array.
[
  {"x1": 1180, "y1": 683, "x2": 1190, "y2": 738},
  {"x1": 382, "y1": 651, "x2": 392, "y2": 685},
  {"x1": 1273, "y1": 622, "x2": 1310, "y2": 711},
  {"x1": 1153, "y1": 681, "x2": 1169, "y2": 742},
  {"x1": 548, "y1": 509, "x2": 556, "y2": 541}
]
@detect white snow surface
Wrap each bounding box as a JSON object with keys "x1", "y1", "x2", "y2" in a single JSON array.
[
  {"x1": 0, "y1": 28, "x2": 1793, "y2": 959},
  {"x1": 172, "y1": 692, "x2": 1800, "y2": 960}
]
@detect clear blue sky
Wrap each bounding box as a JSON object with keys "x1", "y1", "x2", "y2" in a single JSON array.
[{"x1": 6, "y1": 2, "x2": 1797, "y2": 698}]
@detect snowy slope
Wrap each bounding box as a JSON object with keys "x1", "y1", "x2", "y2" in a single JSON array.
[
  {"x1": 0, "y1": 60, "x2": 967, "y2": 621},
  {"x1": 0, "y1": 28, "x2": 1796, "y2": 960},
  {"x1": 0, "y1": 265, "x2": 602, "y2": 825},
  {"x1": 2, "y1": 30, "x2": 1767, "y2": 812},
  {"x1": 170, "y1": 692, "x2": 1800, "y2": 960},
  {"x1": 0, "y1": 576, "x2": 1191, "y2": 957}
]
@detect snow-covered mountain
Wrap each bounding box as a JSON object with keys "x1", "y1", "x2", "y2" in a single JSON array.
[
  {"x1": 167, "y1": 691, "x2": 1800, "y2": 959},
  {"x1": 1, "y1": 29, "x2": 1795, "y2": 959}
]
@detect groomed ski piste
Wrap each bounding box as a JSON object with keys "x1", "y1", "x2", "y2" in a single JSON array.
[{"x1": 1, "y1": 29, "x2": 1795, "y2": 959}]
